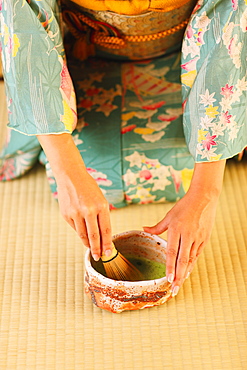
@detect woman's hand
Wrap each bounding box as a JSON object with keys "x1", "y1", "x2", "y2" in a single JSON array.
[
  {"x1": 56, "y1": 168, "x2": 112, "y2": 261},
  {"x1": 37, "y1": 133, "x2": 112, "y2": 260},
  {"x1": 144, "y1": 160, "x2": 226, "y2": 297}
]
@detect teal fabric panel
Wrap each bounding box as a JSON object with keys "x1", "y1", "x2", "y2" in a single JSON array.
[
  {"x1": 120, "y1": 53, "x2": 194, "y2": 204},
  {"x1": 181, "y1": 0, "x2": 247, "y2": 162}
]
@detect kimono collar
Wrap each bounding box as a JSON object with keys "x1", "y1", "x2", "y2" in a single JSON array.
[{"x1": 69, "y1": 0, "x2": 193, "y2": 14}]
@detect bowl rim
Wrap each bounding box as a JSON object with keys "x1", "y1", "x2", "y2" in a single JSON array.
[{"x1": 84, "y1": 230, "x2": 168, "y2": 287}]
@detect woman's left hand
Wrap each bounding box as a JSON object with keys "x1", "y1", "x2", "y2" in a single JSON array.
[
  {"x1": 144, "y1": 160, "x2": 226, "y2": 297},
  {"x1": 144, "y1": 189, "x2": 218, "y2": 296}
]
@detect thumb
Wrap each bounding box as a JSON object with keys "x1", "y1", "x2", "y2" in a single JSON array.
[{"x1": 143, "y1": 217, "x2": 169, "y2": 235}]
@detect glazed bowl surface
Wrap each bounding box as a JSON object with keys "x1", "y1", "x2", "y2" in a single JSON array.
[{"x1": 84, "y1": 230, "x2": 172, "y2": 313}]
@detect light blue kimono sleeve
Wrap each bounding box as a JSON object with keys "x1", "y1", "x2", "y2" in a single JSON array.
[
  {"x1": 0, "y1": 0, "x2": 77, "y2": 135},
  {"x1": 181, "y1": 0, "x2": 247, "y2": 162}
]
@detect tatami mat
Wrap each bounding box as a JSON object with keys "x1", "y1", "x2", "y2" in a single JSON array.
[{"x1": 0, "y1": 82, "x2": 246, "y2": 369}]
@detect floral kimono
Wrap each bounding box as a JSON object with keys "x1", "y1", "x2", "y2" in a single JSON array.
[{"x1": 0, "y1": 0, "x2": 247, "y2": 208}]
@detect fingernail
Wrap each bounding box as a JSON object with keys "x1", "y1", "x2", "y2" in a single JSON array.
[
  {"x1": 167, "y1": 273, "x2": 174, "y2": 284},
  {"x1": 104, "y1": 249, "x2": 112, "y2": 257},
  {"x1": 92, "y1": 254, "x2": 99, "y2": 261},
  {"x1": 186, "y1": 272, "x2": 190, "y2": 279},
  {"x1": 172, "y1": 286, "x2": 180, "y2": 297}
]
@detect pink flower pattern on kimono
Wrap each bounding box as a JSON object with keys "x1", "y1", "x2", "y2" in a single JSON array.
[
  {"x1": 202, "y1": 133, "x2": 217, "y2": 151},
  {"x1": 221, "y1": 84, "x2": 234, "y2": 99}
]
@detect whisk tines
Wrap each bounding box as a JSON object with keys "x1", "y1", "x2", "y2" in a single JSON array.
[{"x1": 101, "y1": 244, "x2": 143, "y2": 281}]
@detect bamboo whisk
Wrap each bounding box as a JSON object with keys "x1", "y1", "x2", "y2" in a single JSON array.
[{"x1": 101, "y1": 243, "x2": 143, "y2": 281}]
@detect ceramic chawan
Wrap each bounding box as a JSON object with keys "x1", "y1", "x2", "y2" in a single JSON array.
[{"x1": 84, "y1": 230, "x2": 173, "y2": 313}]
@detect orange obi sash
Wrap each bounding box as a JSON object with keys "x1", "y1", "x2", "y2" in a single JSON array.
[
  {"x1": 69, "y1": 0, "x2": 193, "y2": 14},
  {"x1": 62, "y1": 0, "x2": 196, "y2": 60}
]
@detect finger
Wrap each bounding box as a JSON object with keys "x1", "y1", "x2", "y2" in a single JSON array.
[
  {"x1": 165, "y1": 229, "x2": 180, "y2": 285},
  {"x1": 67, "y1": 218, "x2": 76, "y2": 231},
  {"x1": 186, "y1": 241, "x2": 205, "y2": 278},
  {"x1": 85, "y1": 215, "x2": 101, "y2": 261},
  {"x1": 98, "y1": 209, "x2": 112, "y2": 257},
  {"x1": 143, "y1": 217, "x2": 169, "y2": 235},
  {"x1": 171, "y1": 236, "x2": 192, "y2": 296},
  {"x1": 74, "y1": 219, "x2": 90, "y2": 248},
  {"x1": 184, "y1": 241, "x2": 197, "y2": 280}
]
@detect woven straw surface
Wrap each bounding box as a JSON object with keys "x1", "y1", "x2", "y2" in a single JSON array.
[
  {"x1": 0, "y1": 82, "x2": 246, "y2": 369},
  {"x1": 0, "y1": 57, "x2": 2, "y2": 79}
]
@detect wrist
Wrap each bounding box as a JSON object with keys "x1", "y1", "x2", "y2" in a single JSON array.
[
  {"x1": 186, "y1": 160, "x2": 226, "y2": 204},
  {"x1": 37, "y1": 133, "x2": 87, "y2": 180},
  {"x1": 188, "y1": 180, "x2": 222, "y2": 200},
  {"x1": 186, "y1": 186, "x2": 221, "y2": 213}
]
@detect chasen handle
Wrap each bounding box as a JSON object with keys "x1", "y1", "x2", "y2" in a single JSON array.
[{"x1": 101, "y1": 244, "x2": 118, "y2": 262}]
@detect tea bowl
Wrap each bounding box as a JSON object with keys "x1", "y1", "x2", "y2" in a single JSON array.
[{"x1": 84, "y1": 230, "x2": 173, "y2": 313}]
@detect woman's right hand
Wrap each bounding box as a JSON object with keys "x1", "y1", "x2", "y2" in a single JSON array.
[
  {"x1": 37, "y1": 133, "x2": 113, "y2": 260},
  {"x1": 56, "y1": 168, "x2": 112, "y2": 261}
]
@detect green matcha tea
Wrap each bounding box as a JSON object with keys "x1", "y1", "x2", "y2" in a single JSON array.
[
  {"x1": 93, "y1": 254, "x2": 166, "y2": 281},
  {"x1": 125, "y1": 255, "x2": 166, "y2": 280}
]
